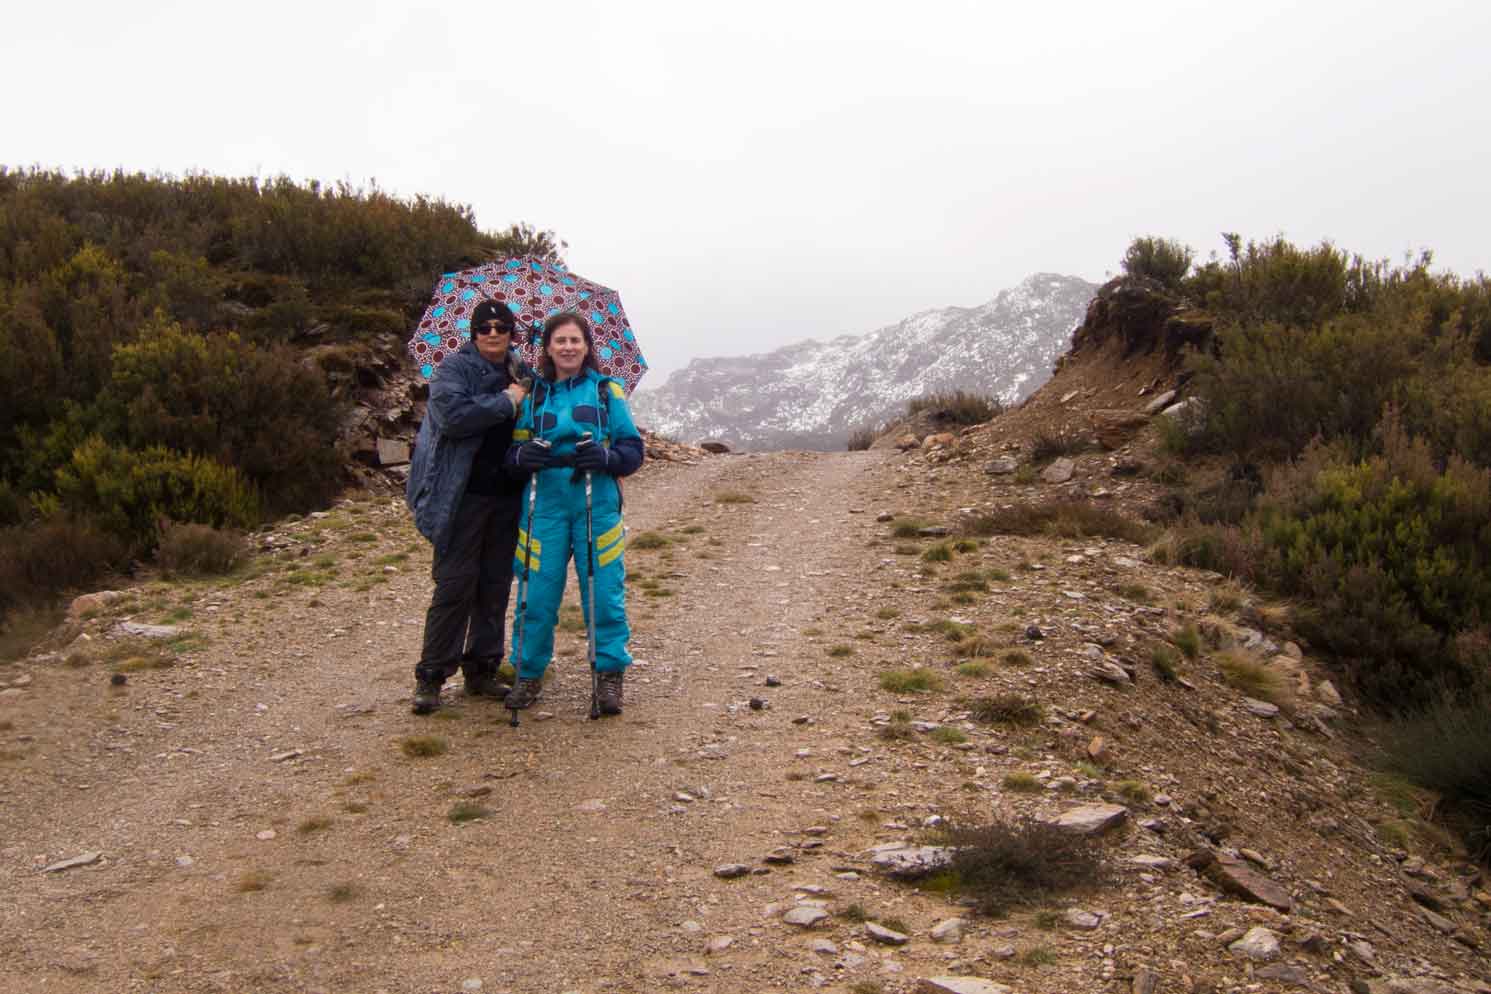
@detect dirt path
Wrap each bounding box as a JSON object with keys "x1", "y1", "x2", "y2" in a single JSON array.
[
  {"x1": 5, "y1": 447, "x2": 1487, "y2": 994},
  {"x1": 1, "y1": 450, "x2": 920, "y2": 994}
]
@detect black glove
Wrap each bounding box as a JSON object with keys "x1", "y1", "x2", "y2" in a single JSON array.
[
  {"x1": 572, "y1": 441, "x2": 612, "y2": 473},
  {"x1": 514, "y1": 440, "x2": 557, "y2": 470}
]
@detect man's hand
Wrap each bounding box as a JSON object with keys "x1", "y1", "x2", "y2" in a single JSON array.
[{"x1": 504, "y1": 381, "x2": 528, "y2": 407}]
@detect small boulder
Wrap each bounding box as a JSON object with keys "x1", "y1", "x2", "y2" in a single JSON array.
[
  {"x1": 866, "y1": 922, "x2": 909, "y2": 945},
  {"x1": 1051, "y1": 803, "x2": 1128, "y2": 836},
  {"x1": 985, "y1": 456, "x2": 1019, "y2": 476},
  {"x1": 918, "y1": 979, "x2": 1013, "y2": 994},
  {"x1": 930, "y1": 918, "x2": 965, "y2": 943},
  {"x1": 1041, "y1": 457, "x2": 1076, "y2": 484},
  {"x1": 869, "y1": 844, "x2": 953, "y2": 878},
  {"x1": 782, "y1": 906, "x2": 829, "y2": 928},
  {"x1": 1228, "y1": 926, "x2": 1281, "y2": 962}
]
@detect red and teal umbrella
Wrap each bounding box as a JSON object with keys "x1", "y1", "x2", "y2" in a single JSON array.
[{"x1": 408, "y1": 257, "x2": 647, "y2": 393}]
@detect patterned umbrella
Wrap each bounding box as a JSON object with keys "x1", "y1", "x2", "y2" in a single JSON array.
[{"x1": 408, "y1": 257, "x2": 647, "y2": 393}]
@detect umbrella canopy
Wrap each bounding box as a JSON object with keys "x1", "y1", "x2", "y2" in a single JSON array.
[{"x1": 408, "y1": 257, "x2": 647, "y2": 393}]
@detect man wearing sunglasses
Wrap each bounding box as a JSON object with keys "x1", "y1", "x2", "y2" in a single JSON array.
[{"x1": 406, "y1": 300, "x2": 532, "y2": 714}]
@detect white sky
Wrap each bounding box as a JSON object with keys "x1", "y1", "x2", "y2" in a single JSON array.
[{"x1": 5, "y1": 0, "x2": 1489, "y2": 384}]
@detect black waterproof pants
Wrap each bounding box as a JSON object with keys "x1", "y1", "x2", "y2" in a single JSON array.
[{"x1": 415, "y1": 493, "x2": 522, "y2": 685}]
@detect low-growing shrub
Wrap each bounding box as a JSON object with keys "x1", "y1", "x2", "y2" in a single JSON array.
[
  {"x1": 922, "y1": 543, "x2": 954, "y2": 563},
  {"x1": 968, "y1": 693, "x2": 1043, "y2": 726},
  {"x1": 155, "y1": 522, "x2": 246, "y2": 576},
  {"x1": 927, "y1": 816, "x2": 1106, "y2": 915},
  {"x1": 1172, "y1": 625, "x2": 1201, "y2": 659},
  {"x1": 1378, "y1": 692, "x2": 1491, "y2": 857},
  {"x1": 952, "y1": 637, "x2": 996, "y2": 659},
  {"x1": 906, "y1": 390, "x2": 1003, "y2": 426},
  {"x1": 931, "y1": 726, "x2": 968, "y2": 745},
  {"x1": 629, "y1": 531, "x2": 670, "y2": 549},
  {"x1": 1002, "y1": 771, "x2": 1042, "y2": 793},
  {"x1": 1150, "y1": 645, "x2": 1180, "y2": 682},
  {"x1": 1216, "y1": 651, "x2": 1285, "y2": 703},
  {"x1": 1029, "y1": 430, "x2": 1090, "y2": 464},
  {"x1": 879, "y1": 669, "x2": 943, "y2": 693},
  {"x1": 846, "y1": 425, "x2": 877, "y2": 451},
  {"x1": 399, "y1": 735, "x2": 448, "y2": 758},
  {"x1": 52, "y1": 437, "x2": 260, "y2": 550},
  {"x1": 962, "y1": 502, "x2": 1152, "y2": 544},
  {"x1": 877, "y1": 716, "x2": 916, "y2": 741},
  {"x1": 0, "y1": 514, "x2": 129, "y2": 615},
  {"x1": 890, "y1": 517, "x2": 931, "y2": 538}
]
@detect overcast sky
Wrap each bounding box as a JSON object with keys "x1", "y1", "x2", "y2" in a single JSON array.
[{"x1": 5, "y1": 0, "x2": 1489, "y2": 385}]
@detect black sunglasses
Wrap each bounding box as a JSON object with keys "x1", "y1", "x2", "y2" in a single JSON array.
[{"x1": 473, "y1": 322, "x2": 512, "y2": 336}]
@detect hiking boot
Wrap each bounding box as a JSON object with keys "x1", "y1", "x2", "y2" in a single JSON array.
[
  {"x1": 411, "y1": 678, "x2": 443, "y2": 715},
  {"x1": 462, "y1": 669, "x2": 510, "y2": 700},
  {"x1": 504, "y1": 677, "x2": 544, "y2": 710},
  {"x1": 597, "y1": 671, "x2": 624, "y2": 716}
]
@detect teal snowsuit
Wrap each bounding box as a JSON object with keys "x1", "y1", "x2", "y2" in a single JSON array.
[{"x1": 509, "y1": 369, "x2": 643, "y2": 681}]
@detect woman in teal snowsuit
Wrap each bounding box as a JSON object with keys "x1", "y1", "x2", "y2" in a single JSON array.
[{"x1": 504, "y1": 312, "x2": 644, "y2": 715}]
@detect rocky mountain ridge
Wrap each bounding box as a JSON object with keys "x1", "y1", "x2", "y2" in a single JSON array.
[{"x1": 630, "y1": 273, "x2": 1098, "y2": 450}]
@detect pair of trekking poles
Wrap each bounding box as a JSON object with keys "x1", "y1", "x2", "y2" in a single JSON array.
[{"x1": 508, "y1": 432, "x2": 602, "y2": 728}]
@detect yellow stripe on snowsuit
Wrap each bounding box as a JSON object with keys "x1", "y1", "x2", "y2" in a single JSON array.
[
  {"x1": 595, "y1": 521, "x2": 623, "y2": 551},
  {"x1": 515, "y1": 529, "x2": 541, "y2": 572},
  {"x1": 598, "y1": 537, "x2": 625, "y2": 568},
  {"x1": 607, "y1": 380, "x2": 625, "y2": 399},
  {"x1": 513, "y1": 428, "x2": 532, "y2": 441},
  {"x1": 596, "y1": 520, "x2": 625, "y2": 567}
]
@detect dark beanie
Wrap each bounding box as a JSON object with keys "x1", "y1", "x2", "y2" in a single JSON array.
[{"x1": 470, "y1": 299, "x2": 517, "y2": 334}]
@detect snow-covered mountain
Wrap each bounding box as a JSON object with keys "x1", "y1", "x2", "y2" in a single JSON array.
[{"x1": 630, "y1": 273, "x2": 1098, "y2": 450}]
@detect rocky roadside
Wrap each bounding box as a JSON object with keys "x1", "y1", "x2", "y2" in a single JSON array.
[{"x1": 0, "y1": 445, "x2": 1486, "y2": 994}]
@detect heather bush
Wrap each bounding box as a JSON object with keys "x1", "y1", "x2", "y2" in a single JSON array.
[
  {"x1": 846, "y1": 425, "x2": 877, "y2": 451},
  {"x1": 926, "y1": 816, "x2": 1107, "y2": 915},
  {"x1": 0, "y1": 514, "x2": 129, "y2": 615},
  {"x1": 1121, "y1": 236, "x2": 1193, "y2": 288},
  {"x1": 51, "y1": 437, "x2": 260, "y2": 550},
  {"x1": 1378, "y1": 690, "x2": 1491, "y2": 857},
  {"x1": 99, "y1": 322, "x2": 344, "y2": 513},
  {"x1": 962, "y1": 501, "x2": 1152, "y2": 544},
  {"x1": 154, "y1": 522, "x2": 247, "y2": 577},
  {"x1": 906, "y1": 390, "x2": 1003, "y2": 426}
]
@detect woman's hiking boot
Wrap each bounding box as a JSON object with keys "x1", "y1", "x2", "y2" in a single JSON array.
[
  {"x1": 411, "y1": 678, "x2": 444, "y2": 715},
  {"x1": 504, "y1": 677, "x2": 544, "y2": 710},
  {"x1": 597, "y1": 671, "x2": 624, "y2": 716}
]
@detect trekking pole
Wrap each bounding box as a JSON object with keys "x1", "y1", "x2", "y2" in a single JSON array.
[
  {"x1": 576, "y1": 433, "x2": 601, "y2": 720},
  {"x1": 509, "y1": 437, "x2": 549, "y2": 729}
]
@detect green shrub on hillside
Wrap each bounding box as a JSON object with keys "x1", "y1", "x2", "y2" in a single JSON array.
[
  {"x1": 906, "y1": 390, "x2": 1003, "y2": 426},
  {"x1": 1121, "y1": 236, "x2": 1193, "y2": 288},
  {"x1": 1379, "y1": 691, "x2": 1491, "y2": 856},
  {"x1": 51, "y1": 437, "x2": 260, "y2": 550},
  {"x1": 100, "y1": 322, "x2": 343, "y2": 512},
  {"x1": 0, "y1": 514, "x2": 129, "y2": 615},
  {"x1": 1165, "y1": 419, "x2": 1490, "y2": 709},
  {"x1": 847, "y1": 425, "x2": 877, "y2": 451}
]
